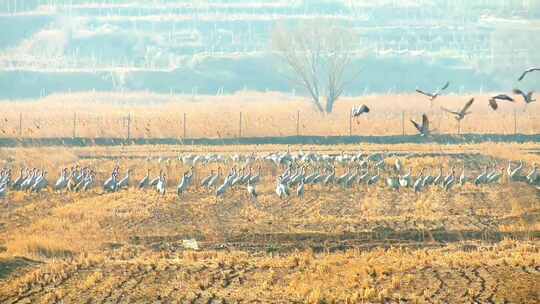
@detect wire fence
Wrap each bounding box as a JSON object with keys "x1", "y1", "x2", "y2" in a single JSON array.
[{"x1": 0, "y1": 109, "x2": 539, "y2": 140}]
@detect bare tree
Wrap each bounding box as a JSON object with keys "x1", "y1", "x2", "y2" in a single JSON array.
[{"x1": 272, "y1": 20, "x2": 357, "y2": 113}]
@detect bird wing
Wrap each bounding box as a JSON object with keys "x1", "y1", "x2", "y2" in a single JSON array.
[
  {"x1": 513, "y1": 88, "x2": 526, "y2": 101},
  {"x1": 461, "y1": 98, "x2": 474, "y2": 114},
  {"x1": 495, "y1": 94, "x2": 514, "y2": 102},
  {"x1": 422, "y1": 114, "x2": 429, "y2": 133},
  {"x1": 416, "y1": 89, "x2": 433, "y2": 98},
  {"x1": 440, "y1": 107, "x2": 459, "y2": 115},
  {"x1": 489, "y1": 99, "x2": 498, "y2": 110},
  {"x1": 519, "y1": 67, "x2": 540, "y2": 81},
  {"x1": 360, "y1": 104, "x2": 370, "y2": 113},
  {"x1": 410, "y1": 119, "x2": 422, "y2": 132},
  {"x1": 439, "y1": 81, "x2": 450, "y2": 91}
]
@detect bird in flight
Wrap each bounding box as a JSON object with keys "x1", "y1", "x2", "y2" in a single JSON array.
[
  {"x1": 352, "y1": 105, "x2": 370, "y2": 120},
  {"x1": 416, "y1": 81, "x2": 450, "y2": 105},
  {"x1": 488, "y1": 94, "x2": 514, "y2": 111},
  {"x1": 410, "y1": 114, "x2": 430, "y2": 136},
  {"x1": 513, "y1": 89, "x2": 536, "y2": 104},
  {"x1": 441, "y1": 98, "x2": 474, "y2": 121},
  {"x1": 518, "y1": 67, "x2": 540, "y2": 81}
]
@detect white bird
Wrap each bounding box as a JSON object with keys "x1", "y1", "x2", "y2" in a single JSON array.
[
  {"x1": 507, "y1": 161, "x2": 523, "y2": 181},
  {"x1": 275, "y1": 176, "x2": 289, "y2": 199},
  {"x1": 156, "y1": 173, "x2": 167, "y2": 196}
]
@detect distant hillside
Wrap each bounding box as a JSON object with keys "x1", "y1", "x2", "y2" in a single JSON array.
[{"x1": 0, "y1": 0, "x2": 538, "y2": 99}]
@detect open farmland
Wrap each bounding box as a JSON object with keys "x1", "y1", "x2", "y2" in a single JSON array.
[
  {"x1": 0, "y1": 92, "x2": 539, "y2": 140},
  {"x1": 1, "y1": 0, "x2": 540, "y2": 303},
  {"x1": 0, "y1": 143, "x2": 539, "y2": 303}
]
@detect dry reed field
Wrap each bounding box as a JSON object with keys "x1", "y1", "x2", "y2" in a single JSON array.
[
  {"x1": 0, "y1": 143, "x2": 539, "y2": 303},
  {"x1": 1, "y1": 91, "x2": 539, "y2": 139}
]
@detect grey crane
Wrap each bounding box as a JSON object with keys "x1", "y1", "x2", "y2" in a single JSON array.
[
  {"x1": 246, "y1": 180, "x2": 258, "y2": 202},
  {"x1": 31, "y1": 171, "x2": 48, "y2": 193},
  {"x1": 177, "y1": 170, "x2": 192, "y2": 196},
  {"x1": 207, "y1": 168, "x2": 221, "y2": 189},
  {"x1": 459, "y1": 166, "x2": 468, "y2": 186},
  {"x1": 443, "y1": 169, "x2": 456, "y2": 191},
  {"x1": 410, "y1": 114, "x2": 430, "y2": 136},
  {"x1": 116, "y1": 169, "x2": 132, "y2": 190},
  {"x1": 54, "y1": 168, "x2": 69, "y2": 191},
  {"x1": 296, "y1": 178, "x2": 305, "y2": 198},
  {"x1": 526, "y1": 163, "x2": 538, "y2": 184},
  {"x1": 103, "y1": 171, "x2": 118, "y2": 193},
  {"x1": 0, "y1": 183, "x2": 7, "y2": 199},
  {"x1": 513, "y1": 89, "x2": 535, "y2": 104},
  {"x1": 441, "y1": 98, "x2": 474, "y2": 121},
  {"x1": 367, "y1": 168, "x2": 380, "y2": 186},
  {"x1": 149, "y1": 170, "x2": 162, "y2": 187},
  {"x1": 416, "y1": 81, "x2": 450, "y2": 105},
  {"x1": 11, "y1": 168, "x2": 25, "y2": 190},
  {"x1": 413, "y1": 168, "x2": 425, "y2": 193},
  {"x1": 138, "y1": 169, "x2": 151, "y2": 189},
  {"x1": 352, "y1": 104, "x2": 370, "y2": 120},
  {"x1": 200, "y1": 170, "x2": 215, "y2": 188},
  {"x1": 489, "y1": 94, "x2": 514, "y2": 111},
  {"x1": 487, "y1": 167, "x2": 503, "y2": 184},
  {"x1": 474, "y1": 165, "x2": 489, "y2": 186}
]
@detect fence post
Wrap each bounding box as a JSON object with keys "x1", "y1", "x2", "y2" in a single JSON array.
[
  {"x1": 19, "y1": 113, "x2": 22, "y2": 138},
  {"x1": 457, "y1": 120, "x2": 461, "y2": 135},
  {"x1": 239, "y1": 111, "x2": 242, "y2": 138},
  {"x1": 73, "y1": 112, "x2": 77, "y2": 138},
  {"x1": 126, "y1": 113, "x2": 131, "y2": 140},
  {"x1": 183, "y1": 112, "x2": 186, "y2": 139},
  {"x1": 296, "y1": 110, "x2": 300, "y2": 136},
  {"x1": 401, "y1": 111, "x2": 405, "y2": 136}
]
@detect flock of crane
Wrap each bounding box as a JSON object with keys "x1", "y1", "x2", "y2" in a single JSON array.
[
  {"x1": 1, "y1": 150, "x2": 539, "y2": 201},
  {"x1": 352, "y1": 67, "x2": 538, "y2": 136}
]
